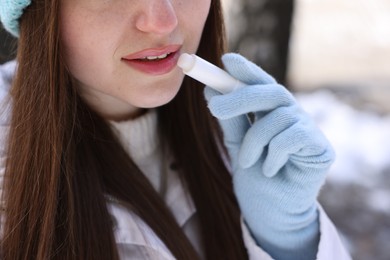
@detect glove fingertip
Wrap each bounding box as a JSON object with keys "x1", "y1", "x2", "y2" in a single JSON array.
[
  {"x1": 203, "y1": 86, "x2": 220, "y2": 102},
  {"x1": 221, "y1": 53, "x2": 277, "y2": 85},
  {"x1": 263, "y1": 169, "x2": 277, "y2": 178},
  {"x1": 238, "y1": 155, "x2": 254, "y2": 170},
  {"x1": 262, "y1": 161, "x2": 280, "y2": 178},
  {"x1": 221, "y1": 53, "x2": 247, "y2": 64}
]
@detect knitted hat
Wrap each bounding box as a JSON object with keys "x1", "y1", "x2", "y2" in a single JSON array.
[{"x1": 0, "y1": 0, "x2": 32, "y2": 37}]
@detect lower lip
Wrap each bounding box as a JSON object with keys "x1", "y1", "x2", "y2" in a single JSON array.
[{"x1": 121, "y1": 51, "x2": 180, "y2": 75}]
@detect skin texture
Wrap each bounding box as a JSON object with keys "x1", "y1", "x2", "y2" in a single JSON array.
[{"x1": 60, "y1": 0, "x2": 211, "y2": 121}]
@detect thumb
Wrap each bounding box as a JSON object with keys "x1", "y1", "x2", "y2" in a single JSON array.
[{"x1": 204, "y1": 86, "x2": 250, "y2": 145}]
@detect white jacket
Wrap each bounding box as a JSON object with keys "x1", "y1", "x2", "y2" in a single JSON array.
[{"x1": 0, "y1": 61, "x2": 351, "y2": 259}]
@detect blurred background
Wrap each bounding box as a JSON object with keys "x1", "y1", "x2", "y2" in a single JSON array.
[
  {"x1": 1, "y1": 0, "x2": 390, "y2": 259},
  {"x1": 222, "y1": 0, "x2": 390, "y2": 259}
]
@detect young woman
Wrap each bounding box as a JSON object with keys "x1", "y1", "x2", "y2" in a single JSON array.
[{"x1": 0, "y1": 0, "x2": 351, "y2": 259}]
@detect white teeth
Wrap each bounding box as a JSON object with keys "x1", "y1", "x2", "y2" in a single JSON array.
[
  {"x1": 158, "y1": 53, "x2": 169, "y2": 59},
  {"x1": 143, "y1": 53, "x2": 170, "y2": 60}
]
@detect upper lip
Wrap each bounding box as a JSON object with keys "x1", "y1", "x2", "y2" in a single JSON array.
[{"x1": 122, "y1": 44, "x2": 181, "y2": 60}]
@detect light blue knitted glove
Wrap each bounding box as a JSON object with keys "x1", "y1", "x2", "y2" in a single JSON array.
[
  {"x1": 204, "y1": 53, "x2": 335, "y2": 260},
  {"x1": 0, "y1": 0, "x2": 32, "y2": 37}
]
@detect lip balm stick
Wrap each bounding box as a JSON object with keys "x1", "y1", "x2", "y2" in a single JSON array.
[{"x1": 177, "y1": 53, "x2": 246, "y2": 94}]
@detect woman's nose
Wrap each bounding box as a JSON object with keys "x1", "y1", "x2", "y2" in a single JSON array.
[{"x1": 135, "y1": 0, "x2": 178, "y2": 35}]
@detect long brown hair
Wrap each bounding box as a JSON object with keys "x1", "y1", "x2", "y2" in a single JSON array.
[{"x1": 1, "y1": 0, "x2": 248, "y2": 259}]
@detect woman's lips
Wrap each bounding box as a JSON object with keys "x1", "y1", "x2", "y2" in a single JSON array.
[{"x1": 121, "y1": 45, "x2": 181, "y2": 75}]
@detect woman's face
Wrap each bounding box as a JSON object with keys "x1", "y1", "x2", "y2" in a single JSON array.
[{"x1": 60, "y1": 0, "x2": 211, "y2": 120}]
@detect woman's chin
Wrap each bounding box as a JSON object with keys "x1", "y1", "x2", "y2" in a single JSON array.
[{"x1": 138, "y1": 86, "x2": 181, "y2": 108}]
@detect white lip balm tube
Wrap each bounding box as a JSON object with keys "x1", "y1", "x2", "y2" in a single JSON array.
[{"x1": 177, "y1": 53, "x2": 246, "y2": 94}]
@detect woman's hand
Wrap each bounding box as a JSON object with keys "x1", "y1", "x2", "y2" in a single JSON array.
[{"x1": 204, "y1": 53, "x2": 335, "y2": 260}]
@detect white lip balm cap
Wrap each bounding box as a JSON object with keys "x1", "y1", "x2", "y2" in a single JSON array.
[
  {"x1": 178, "y1": 53, "x2": 246, "y2": 94},
  {"x1": 177, "y1": 53, "x2": 196, "y2": 72}
]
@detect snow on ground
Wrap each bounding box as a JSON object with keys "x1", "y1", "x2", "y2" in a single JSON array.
[{"x1": 297, "y1": 90, "x2": 390, "y2": 184}]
